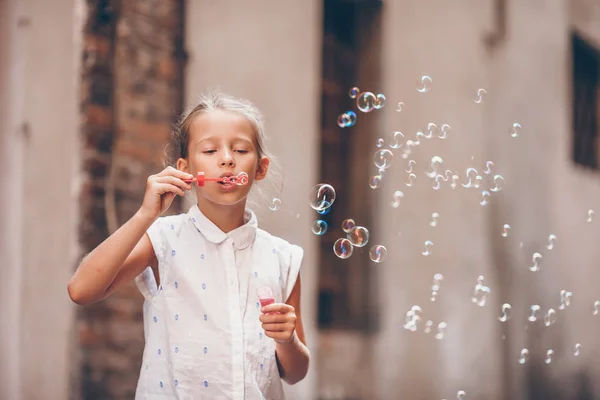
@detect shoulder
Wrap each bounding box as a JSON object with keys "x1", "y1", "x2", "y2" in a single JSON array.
[
  {"x1": 149, "y1": 212, "x2": 189, "y2": 236},
  {"x1": 255, "y1": 228, "x2": 304, "y2": 261}
]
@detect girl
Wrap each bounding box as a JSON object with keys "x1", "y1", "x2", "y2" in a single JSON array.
[{"x1": 68, "y1": 92, "x2": 310, "y2": 399}]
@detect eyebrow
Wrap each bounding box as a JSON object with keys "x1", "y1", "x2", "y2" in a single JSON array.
[{"x1": 195, "y1": 136, "x2": 254, "y2": 146}]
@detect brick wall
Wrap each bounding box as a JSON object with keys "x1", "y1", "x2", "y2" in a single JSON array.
[{"x1": 77, "y1": 0, "x2": 185, "y2": 398}]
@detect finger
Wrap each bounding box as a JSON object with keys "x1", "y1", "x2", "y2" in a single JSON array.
[
  {"x1": 158, "y1": 166, "x2": 194, "y2": 181},
  {"x1": 261, "y1": 303, "x2": 293, "y2": 314},
  {"x1": 154, "y1": 183, "x2": 185, "y2": 197},
  {"x1": 156, "y1": 175, "x2": 192, "y2": 191},
  {"x1": 264, "y1": 331, "x2": 292, "y2": 342},
  {"x1": 259, "y1": 313, "x2": 288, "y2": 324},
  {"x1": 261, "y1": 323, "x2": 289, "y2": 332}
]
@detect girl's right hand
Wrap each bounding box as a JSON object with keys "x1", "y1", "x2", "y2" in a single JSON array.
[{"x1": 139, "y1": 166, "x2": 194, "y2": 221}]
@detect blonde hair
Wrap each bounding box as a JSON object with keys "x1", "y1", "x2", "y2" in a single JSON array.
[{"x1": 165, "y1": 91, "x2": 282, "y2": 207}]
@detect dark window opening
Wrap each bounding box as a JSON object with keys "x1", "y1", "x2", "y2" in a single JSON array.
[{"x1": 572, "y1": 33, "x2": 600, "y2": 169}]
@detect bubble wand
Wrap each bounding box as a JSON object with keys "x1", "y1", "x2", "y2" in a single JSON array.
[{"x1": 183, "y1": 171, "x2": 249, "y2": 187}]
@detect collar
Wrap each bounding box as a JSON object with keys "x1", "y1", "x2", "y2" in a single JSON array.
[{"x1": 187, "y1": 205, "x2": 257, "y2": 250}]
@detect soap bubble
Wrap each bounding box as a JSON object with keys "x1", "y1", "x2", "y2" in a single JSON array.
[
  {"x1": 349, "y1": 87, "x2": 360, "y2": 99},
  {"x1": 369, "y1": 174, "x2": 383, "y2": 189},
  {"x1": 357, "y1": 92, "x2": 377, "y2": 113},
  {"x1": 348, "y1": 226, "x2": 369, "y2": 247},
  {"x1": 373, "y1": 149, "x2": 393, "y2": 170},
  {"x1": 417, "y1": 75, "x2": 432, "y2": 93},
  {"x1": 374, "y1": 93, "x2": 386, "y2": 109},
  {"x1": 311, "y1": 220, "x2": 328, "y2": 236},
  {"x1": 369, "y1": 245, "x2": 387, "y2": 263},
  {"x1": 309, "y1": 184, "x2": 336, "y2": 212},
  {"x1": 341, "y1": 218, "x2": 355, "y2": 233},
  {"x1": 333, "y1": 238, "x2": 353, "y2": 259},
  {"x1": 269, "y1": 198, "x2": 281, "y2": 211}
]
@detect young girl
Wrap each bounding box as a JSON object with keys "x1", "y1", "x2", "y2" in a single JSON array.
[{"x1": 68, "y1": 92, "x2": 310, "y2": 399}]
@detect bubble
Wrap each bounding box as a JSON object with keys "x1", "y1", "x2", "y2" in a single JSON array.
[
  {"x1": 501, "y1": 224, "x2": 510, "y2": 237},
  {"x1": 309, "y1": 183, "x2": 336, "y2": 212},
  {"x1": 341, "y1": 218, "x2": 356, "y2": 233},
  {"x1": 528, "y1": 305, "x2": 541, "y2": 322},
  {"x1": 317, "y1": 206, "x2": 331, "y2": 216},
  {"x1": 403, "y1": 305, "x2": 423, "y2": 331},
  {"x1": 511, "y1": 123, "x2": 521, "y2": 138},
  {"x1": 498, "y1": 303, "x2": 512, "y2": 322},
  {"x1": 435, "y1": 322, "x2": 447, "y2": 340},
  {"x1": 483, "y1": 161, "x2": 494, "y2": 175},
  {"x1": 529, "y1": 252, "x2": 542, "y2": 272},
  {"x1": 369, "y1": 174, "x2": 383, "y2": 189},
  {"x1": 574, "y1": 343, "x2": 582, "y2": 356},
  {"x1": 333, "y1": 238, "x2": 353, "y2": 259},
  {"x1": 391, "y1": 190, "x2": 404, "y2": 208},
  {"x1": 376, "y1": 138, "x2": 384, "y2": 148},
  {"x1": 369, "y1": 245, "x2": 387, "y2": 263},
  {"x1": 472, "y1": 279, "x2": 491, "y2": 307},
  {"x1": 544, "y1": 308, "x2": 557, "y2": 326},
  {"x1": 424, "y1": 320, "x2": 434, "y2": 334},
  {"x1": 422, "y1": 240, "x2": 433, "y2": 256},
  {"x1": 457, "y1": 390, "x2": 466, "y2": 400},
  {"x1": 348, "y1": 226, "x2": 369, "y2": 247},
  {"x1": 374, "y1": 93, "x2": 386, "y2": 109},
  {"x1": 425, "y1": 156, "x2": 443, "y2": 178},
  {"x1": 396, "y1": 102, "x2": 405, "y2": 112},
  {"x1": 430, "y1": 213, "x2": 440, "y2": 227},
  {"x1": 559, "y1": 290, "x2": 572, "y2": 310},
  {"x1": 417, "y1": 75, "x2": 432, "y2": 93},
  {"x1": 337, "y1": 111, "x2": 357, "y2": 128},
  {"x1": 431, "y1": 273, "x2": 444, "y2": 301},
  {"x1": 588, "y1": 209, "x2": 594, "y2": 222},
  {"x1": 490, "y1": 175, "x2": 505, "y2": 192},
  {"x1": 439, "y1": 124, "x2": 451, "y2": 139},
  {"x1": 545, "y1": 349, "x2": 554, "y2": 364},
  {"x1": 405, "y1": 173, "x2": 416, "y2": 187},
  {"x1": 594, "y1": 300, "x2": 600, "y2": 315},
  {"x1": 480, "y1": 191, "x2": 491, "y2": 206},
  {"x1": 450, "y1": 174, "x2": 460, "y2": 189},
  {"x1": 546, "y1": 234, "x2": 557, "y2": 250},
  {"x1": 373, "y1": 149, "x2": 393, "y2": 170},
  {"x1": 311, "y1": 220, "x2": 328, "y2": 236},
  {"x1": 349, "y1": 87, "x2": 360, "y2": 99},
  {"x1": 474, "y1": 88, "x2": 487, "y2": 103},
  {"x1": 269, "y1": 198, "x2": 282, "y2": 211},
  {"x1": 357, "y1": 92, "x2": 377, "y2": 113},
  {"x1": 519, "y1": 348, "x2": 529, "y2": 364},
  {"x1": 389, "y1": 131, "x2": 405, "y2": 149}
]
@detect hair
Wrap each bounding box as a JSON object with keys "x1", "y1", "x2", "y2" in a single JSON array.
[{"x1": 165, "y1": 91, "x2": 282, "y2": 208}]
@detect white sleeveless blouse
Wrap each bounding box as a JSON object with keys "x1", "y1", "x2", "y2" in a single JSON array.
[{"x1": 134, "y1": 205, "x2": 303, "y2": 399}]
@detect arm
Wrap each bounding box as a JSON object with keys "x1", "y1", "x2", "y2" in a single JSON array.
[
  {"x1": 67, "y1": 211, "x2": 156, "y2": 305},
  {"x1": 260, "y1": 275, "x2": 310, "y2": 385},
  {"x1": 67, "y1": 166, "x2": 193, "y2": 305}
]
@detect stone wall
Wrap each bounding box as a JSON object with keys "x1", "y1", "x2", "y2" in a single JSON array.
[{"x1": 77, "y1": 0, "x2": 185, "y2": 398}]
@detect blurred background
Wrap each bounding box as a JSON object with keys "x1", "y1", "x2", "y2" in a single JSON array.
[{"x1": 2, "y1": 0, "x2": 600, "y2": 399}]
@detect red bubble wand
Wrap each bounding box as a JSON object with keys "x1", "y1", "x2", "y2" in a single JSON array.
[{"x1": 183, "y1": 172, "x2": 249, "y2": 187}]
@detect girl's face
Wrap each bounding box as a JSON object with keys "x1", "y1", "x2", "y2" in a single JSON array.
[{"x1": 177, "y1": 109, "x2": 269, "y2": 207}]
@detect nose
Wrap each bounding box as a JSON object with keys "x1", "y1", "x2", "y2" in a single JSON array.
[{"x1": 219, "y1": 150, "x2": 235, "y2": 168}]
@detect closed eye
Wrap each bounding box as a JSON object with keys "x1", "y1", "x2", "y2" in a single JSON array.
[
  {"x1": 203, "y1": 150, "x2": 217, "y2": 154},
  {"x1": 234, "y1": 150, "x2": 249, "y2": 154}
]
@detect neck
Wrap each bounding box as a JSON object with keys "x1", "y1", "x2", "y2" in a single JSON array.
[{"x1": 196, "y1": 198, "x2": 247, "y2": 233}]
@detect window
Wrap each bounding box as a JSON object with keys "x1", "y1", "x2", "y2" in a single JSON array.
[
  {"x1": 572, "y1": 33, "x2": 600, "y2": 168},
  {"x1": 318, "y1": 0, "x2": 381, "y2": 331}
]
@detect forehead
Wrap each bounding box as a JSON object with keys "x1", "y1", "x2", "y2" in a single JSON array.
[{"x1": 188, "y1": 109, "x2": 255, "y2": 141}]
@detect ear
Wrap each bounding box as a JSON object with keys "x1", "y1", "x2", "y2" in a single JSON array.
[
  {"x1": 255, "y1": 157, "x2": 270, "y2": 181},
  {"x1": 176, "y1": 158, "x2": 189, "y2": 173}
]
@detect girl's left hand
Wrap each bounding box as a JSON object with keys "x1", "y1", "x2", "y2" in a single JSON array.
[{"x1": 259, "y1": 303, "x2": 297, "y2": 343}]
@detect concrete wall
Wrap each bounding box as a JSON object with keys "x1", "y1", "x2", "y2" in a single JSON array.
[
  {"x1": 0, "y1": 0, "x2": 83, "y2": 399},
  {"x1": 184, "y1": 1, "x2": 323, "y2": 399}
]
